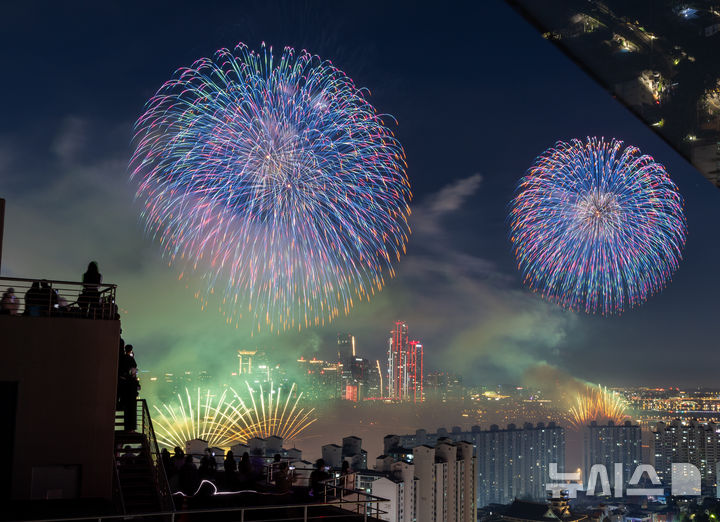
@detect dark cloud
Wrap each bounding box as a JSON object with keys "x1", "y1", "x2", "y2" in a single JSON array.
[{"x1": 52, "y1": 116, "x2": 87, "y2": 163}]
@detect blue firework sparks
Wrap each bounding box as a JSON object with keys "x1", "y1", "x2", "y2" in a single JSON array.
[
  {"x1": 130, "y1": 43, "x2": 412, "y2": 333},
  {"x1": 509, "y1": 137, "x2": 686, "y2": 315}
]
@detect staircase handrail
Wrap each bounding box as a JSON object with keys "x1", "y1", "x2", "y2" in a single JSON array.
[{"x1": 139, "y1": 398, "x2": 175, "y2": 511}]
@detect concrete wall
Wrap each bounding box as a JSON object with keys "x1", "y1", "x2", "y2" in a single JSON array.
[
  {"x1": 436, "y1": 442, "x2": 458, "y2": 522},
  {"x1": 0, "y1": 316, "x2": 120, "y2": 500},
  {"x1": 342, "y1": 436, "x2": 362, "y2": 456},
  {"x1": 391, "y1": 462, "x2": 415, "y2": 522},
  {"x1": 413, "y1": 445, "x2": 436, "y2": 522},
  {"x1": 372, "y1": 477, "x2": 400, "y2": 522},
  {"x1": 457, "y1": 441, "x2": 476, "y2": 522},
  {"x1": 322, "y1": 444, "x2": 342, "y2": 468}
]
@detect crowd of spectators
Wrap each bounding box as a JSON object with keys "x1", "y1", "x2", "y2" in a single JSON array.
[
  {"x1": 0, "y1": 261, "x2": 117, "y2": 319},
  {"x1": 159, "y1": 448, "x2": 308, "y2": 497}
]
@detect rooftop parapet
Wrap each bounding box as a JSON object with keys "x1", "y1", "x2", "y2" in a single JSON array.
[{"x1": 0, "y1": 276, "x2": 118, "y2": 320}]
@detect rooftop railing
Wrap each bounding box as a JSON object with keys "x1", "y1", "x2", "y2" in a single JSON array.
[
  {"x1": 24, "y1": 497, "x2": 387, "y2": 522},
  {"x1": 0, "y1": 276, "x2": 118, "y2": 320}
]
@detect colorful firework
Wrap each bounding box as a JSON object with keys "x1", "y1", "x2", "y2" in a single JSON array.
[
  {"x1": 229, "y1": 381, "x2": 316, "y2": 441},
  {"x1": 509, "y1": 137, "x2": 686, "y2": 315},
  {"x1": 152, "y1": 388, "x2": 255, "y2": 449},
  {"x1": 568, "y1": 385, "x2": 629, "y2": 429},
  {"x1": 130, "y1": 42, "x2": 411, "y2": 333}
]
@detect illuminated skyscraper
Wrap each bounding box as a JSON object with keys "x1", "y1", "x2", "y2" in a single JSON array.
[
  {"x1": 337, "y1": 333, "x2": 355, "y2": 361},
  {"x1": 237, "y1": 349, "x2": 256, "y2": 375},
  {"x1": 386, "y1": 321, "x2": 424, "y2": 402},
  {"x1": 237, "y1": 349, "x2": 271, "y2": 381},
  {"x1": 409, "y1": 341, "x2": 423, "y2": 402}
]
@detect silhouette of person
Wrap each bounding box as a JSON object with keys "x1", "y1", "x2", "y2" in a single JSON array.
[
  {"x1": 224, "y1": 450, "x2": 237, "y2": 473},
  {"x1": 199, "y1": 448, "x2": 216, "y2": 479},
  {"x1": 180, "y1": 454, "x2": 199, "y2": 495},
  {"x1": 171, "y1": 447, "x2": 185, "y2": 472},
  {"x1": 119, "y1": 344, "x2": 137, "y2": 378},
  {"x1": 161, "y1": 447, "x2": 172, "y2": 479},
  {"x1": 275, "y1": 461, "x2": 292, "y2": 493},
  {"x1": 38, "y1": 280, "x2": 58, "y2": 315},
  {"x1": 222, "y1": 450, "x2": 237, "y2": 489},
  {"x1": 340, "y1": 460, "x2": 354, "y2": 491},
  {"x1": 24, "y1": 281, "x2": 42, "y2": 316},
  {"x1": 1, "y1": 287, "x2": 19, "y2": 315},
  {"x1": 79, "y1": 261, "x2": 102, "y2": 316},
  {"x1": 271, "y1": 453, "x2": 282, "y2": 478},
  {"x1": 119, "y1": 345, "x2": 140, "y2": 432},
  {"x1": 238, "y1": 451, "x2": 252, "y2": 487},
  {"x1": 310, "y1": 458, "x2": 330, "y2": 499},
  {"x1": 119, "y1": 445, "x2": 136, "y2": 467}
]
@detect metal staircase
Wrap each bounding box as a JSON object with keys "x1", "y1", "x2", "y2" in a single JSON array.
[{"x1": 114, "y1": 400, "x2": 173, "y2": 515}]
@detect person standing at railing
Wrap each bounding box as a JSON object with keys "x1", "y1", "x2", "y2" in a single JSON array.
[
  {"x1": 340, "y1": 460, "x2": 355, "y2": 491},
  {"x1": 38, "y1": 280, "x2": 58, "y2": 315},
  {"x1": 119, "y1": 343, "x2": 138, "y2": 377},
  {"x1": 180, "y1": 454, "x2": 199, "y2": 495},
  {"x1": 223, "y1": 450, "x2": 237, "y2": 489},
  {"x1": 0, "y1": 287, "x2": 19, "y2": 315},
  {"x1": 238, "y1": 451, "x2": 252, "y2": 488},
  {"x1": 79, "y1": 261, "x2": 102, "y2": 316},
  {"x1": 309, "y1": 458, "x2": 330, "y2": 499},
  {"x1": 161, "y1": 448, "x2": 172, "y2": 479},
  {"x1": 199, "y1": 448, "x2": 216, "y2": 480},
  {"x1": 23, "y1": 281, "x2": 42, "y2": 316},
  {"x1": 275, "y1": 461, "x2": 292, "y2": 493},
  {"x1": 118, "y1": 344, "x2": 140, "y2": 432},
  {"x1": 271, "y1": 453, "x2": 282, "y2": 478},
  {"x1": 168, "y1": 446, "x2": 184, "y2": 491}
]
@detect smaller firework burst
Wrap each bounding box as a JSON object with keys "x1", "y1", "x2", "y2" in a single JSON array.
[
  {"x1": 569, "y1": 385, "x2": 629, "y2": 429},
  {"x1": 509, "y1": 137, "x2": 686, "y2": 315},
  {"x1": 153, "y1": 387, "x2": 257, "y2": 449},
  {"x1": 229, "y1": 381, "x2": 316, "y2": 441}
]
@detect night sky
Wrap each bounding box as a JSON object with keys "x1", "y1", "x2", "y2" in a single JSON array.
[{"x1": 1, "y1": 1, "x2": 718, "y2": 388}]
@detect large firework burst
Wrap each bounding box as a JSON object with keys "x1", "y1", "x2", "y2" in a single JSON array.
[
  {"x1": 568, "y1": 385, "x2": 629, "y2": 430},
  {"x1": 130, "y1": 43, "x2": 411, "y2": 333},
  {"x1": 509, "y1": 137, "x2": 686, "y2": 315}
]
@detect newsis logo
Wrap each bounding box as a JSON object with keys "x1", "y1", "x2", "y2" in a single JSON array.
[{"x1": 546, "y1": 463, "x2": 703, "y2": 498}]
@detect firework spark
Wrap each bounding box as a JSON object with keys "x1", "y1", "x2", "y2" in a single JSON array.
[
  {"x1": 152, "y1": 388, "x2": 255, "y2": 449},
  {"x1": 568, "y1": 385, "x2": 629, "y2": 429},
  {"x1": 509, "y1": 137, "x2": 686, "y2": 315},
  {"x1": 130, "y1": 42, "x2": 411, "y2": 333},
  {"x1": 152, "y1": 383, "x2": 316, "y2": 449},
  {"x1": 229, "y1": 381, "x2": 316, "y2": 441}
]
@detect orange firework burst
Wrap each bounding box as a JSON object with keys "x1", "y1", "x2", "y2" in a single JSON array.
[{"x1": 568, "y1": 385, "x2": 629, "y2": 429}]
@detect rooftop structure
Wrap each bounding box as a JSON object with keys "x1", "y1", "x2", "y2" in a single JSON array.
[{"x1": 508, "y1": 0, "x2": 720, "y2": 186}]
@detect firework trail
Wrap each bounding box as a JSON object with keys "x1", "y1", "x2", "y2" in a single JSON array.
[
  {"x1": 152, "y1": 388, "x2": 255, "y2": 449},
  {"x1": 152, "y1": 383, "x2": 316, "y2": 449},
  {"x1": 568, "y1": 385, "x2": 630, "y2": 429},
  {"x1": 130, "y1": 43, "x2": 411, "y2": 333},
  {"x1": 229, "y1": 381, "x2": 316, "y2": 441},
  {"x1": 509, "y1": 137, "x2": 686, "y2": 315}
]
